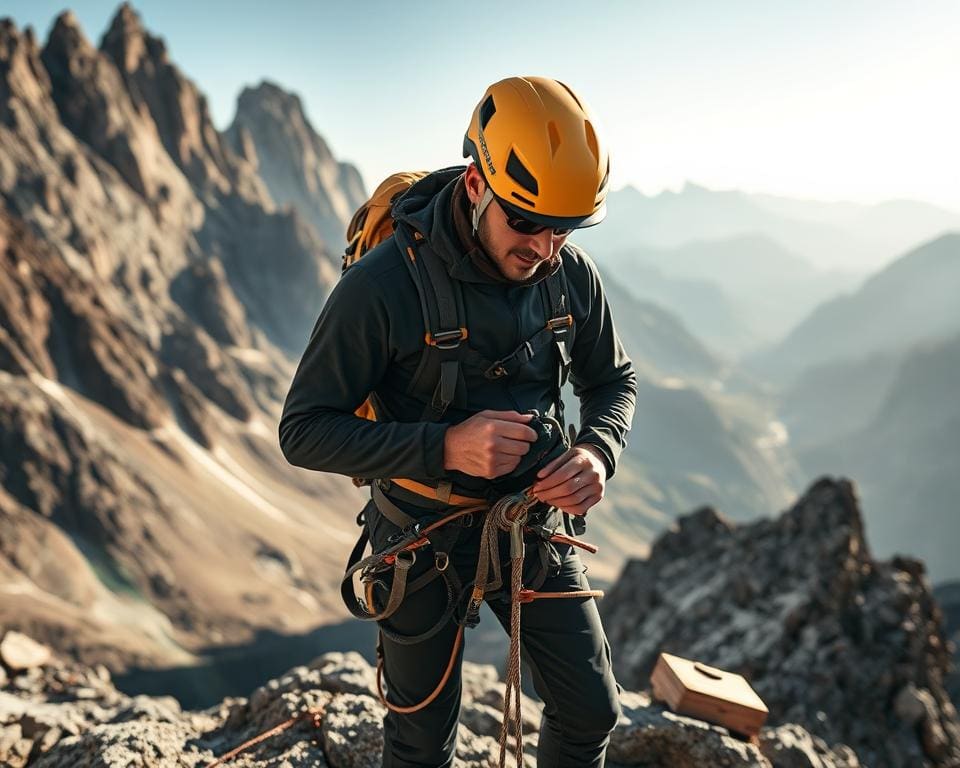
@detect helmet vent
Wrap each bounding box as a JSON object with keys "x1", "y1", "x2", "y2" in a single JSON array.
[
  {"x1": 511, "y1": 191, "x2": 536, "y2": 207},
  {"x1": 506, "y1": 148, "x2": 539, "y2": 197},
  {"x1": 584, "y1": 120, "x2": 600, "y2": 162},
  {"x1": 480, "y1": 95, "x2": 496, "y2": 130},
  {"x1": 547, "y1": 121, "x2": 562, "y2": 157},
  {"x1": 599, "y1": 157, "x2": 610, "y2": 193}
]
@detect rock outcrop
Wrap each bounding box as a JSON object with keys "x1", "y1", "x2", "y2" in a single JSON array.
[
  {"x1": 933, "y1": 581, "x2": 960, "y2": 707},
  {"x1": 225, "y1": 79, "x2": 366, "y2": 251},
  {"x1": 602, "y1": 476, "x2": 960, "y2": 767},
  {"x1": 0, "y1": 4, "x2": 366, "y2": 673},
  {"x1": 0, "y1": 630, "x2": 860, "y2": 767}
]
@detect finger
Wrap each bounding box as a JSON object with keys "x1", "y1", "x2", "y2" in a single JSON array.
[
  {"x1": 535, "y1": 479, "x2": 599, "y2": 505},
  {"x1": 494, "y1": 421, "x2": 539, "y2": 442},
  {"x1": 554, "y1": 490, "x2": 602, "y2": 515},
  {"x1": 482, "y1": 410, "x2": 534, "y2": 423},
  {"x1": 532, "y1": 458, "x2": 581, "y2": 494},
  {"x1": 560, "y1": 493, "x2": 602, "y2": 517},
  {"x1": 536, "y1": 448, "x2": 573, "y2": 480},
  {"x1": 492, "y1": 456, "x2": 522, "y2": 477},
  {"x1": 495, "y1": 436, "x2": 532, "y2": 456}
]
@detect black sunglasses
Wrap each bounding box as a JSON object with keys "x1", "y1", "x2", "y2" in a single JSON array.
[{"x1": 497, "y1": 198, "x2": 574, "y2": 237}]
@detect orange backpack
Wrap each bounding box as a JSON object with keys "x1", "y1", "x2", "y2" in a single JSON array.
[{"x1": 343, "y1": 171, "x2": 429, "y2": 272}]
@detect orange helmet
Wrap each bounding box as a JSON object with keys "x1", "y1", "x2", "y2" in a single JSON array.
[{"x1": 463, "y1": 76, "x2": 610, "y2": 229}]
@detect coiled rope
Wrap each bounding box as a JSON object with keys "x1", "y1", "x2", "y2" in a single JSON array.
[{"x1": 208, "y1": 488, "x2": 602, "y2": 768}]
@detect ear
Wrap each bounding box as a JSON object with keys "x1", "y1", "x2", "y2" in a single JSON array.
[{"x1": 464, "y1": 163, "x2": 485, "y2": 205}]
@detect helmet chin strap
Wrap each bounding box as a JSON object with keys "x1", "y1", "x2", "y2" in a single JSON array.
[{"x1": 471, "y1": 186, "x2": 495, "y2": 237}]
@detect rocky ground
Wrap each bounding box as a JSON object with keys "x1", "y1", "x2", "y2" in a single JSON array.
[
  {"x1": 933, "y1": 581, "x2": 960, "y2": 708},
  {"x1": 602, "y1": 476, "x2": 960, "y2": 767},
  {"x1": 0, "y1": 629, "x2": 862, "y2": 767}
]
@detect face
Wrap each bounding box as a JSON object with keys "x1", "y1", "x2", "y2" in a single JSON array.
[{"x1": 464, "y1": 164, "x2": 570, "y2": 282}]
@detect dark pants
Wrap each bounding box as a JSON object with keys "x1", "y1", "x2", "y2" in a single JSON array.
[{"x1": 364, "y1": 498, "x2": 622, "y2": 768}]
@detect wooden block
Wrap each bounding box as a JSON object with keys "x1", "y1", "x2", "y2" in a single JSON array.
[{"x1": 650, "y1": 652, "x2": 769, "y2": 737}]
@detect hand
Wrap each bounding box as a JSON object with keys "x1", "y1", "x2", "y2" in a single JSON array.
[
  {"x1": 443, "y1": 410, "x2": 538, "y2": 479},
  {"x1": 530, "y1": 444, "x2": 606, "y2": 517}
]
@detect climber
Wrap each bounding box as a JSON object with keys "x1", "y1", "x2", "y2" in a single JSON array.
[{"x1": 279, "y1": 75, "x2": 637, "y2": 768}]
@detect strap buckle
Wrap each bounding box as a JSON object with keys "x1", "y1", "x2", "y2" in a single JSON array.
[
  {"x1": 485, "y1": 341, "x2": 534, "y2": 380},
  {"x1": 546, "y1": 314, "x2": 573, "y2": 332},
  {"x1": 425, "y1": 327, "x2": 468, "y2": 349},
  {"x1": 386, "y1": 521, "x2": 422, "y2": 546}
]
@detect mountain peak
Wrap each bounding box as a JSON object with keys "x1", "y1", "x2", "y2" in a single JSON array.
[
  {"x1": 100, "y1": 1, "x2": 164, "y2": 74},
  {"x1": 0, "y1": 17, "x2": 52, "y2": 107},
  {"x1": 46, "y1": 10, "x2": 87, "y2": 53},
  {"x1": 227, "y1": 79, "x2": 365, "y2": 248},
  {"x1": 680, "y1": 180, "x2": 710, "y2": 195},
  {"x1": 236, "y1": 79, "x2": 309, "y2": 124}
]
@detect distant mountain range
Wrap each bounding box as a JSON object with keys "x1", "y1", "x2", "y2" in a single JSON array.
[
  {"x1": 747, "y1": 233, "x2": 960, "y2": 385},
  {"x1": 576, "y1": 183, "x2": 959, "y2": 361},
  {"x1": 797, "y1": 331, "x2": 960, "y2": 582},
  {"x1": 595, "y1": 233, "x2": 864, "y2": 357},
  {"x1": 743, "y1": 233, "x2": 960, "y2": 582},
  {"x1": 576, "y1": 180, "x2": 960, "y2": 273}
]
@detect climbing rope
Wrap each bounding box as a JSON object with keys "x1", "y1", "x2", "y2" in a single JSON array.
[
  {"x1": 376, "y1": 487, "x2": 603, "y2": 768},
  {"x1": 209, "y1": 488, "x2": 602, "y2": 768}
]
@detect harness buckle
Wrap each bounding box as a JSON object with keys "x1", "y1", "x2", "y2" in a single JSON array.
[
  {"x1": 386, "y1": 521, "x2": 422, "y2": 546},
  {"x1": 425, "y1": 328, "x2": 468, "y2": 349},
  {"x1": 435, "y1": 552, "x2": 450, "y2": 572},
  {"x1": 394, "y1": 548, "x2": 417, "y2": 568},
  {"x1": 546, "y1": 314, "x2": 573, "y2": 332},
  {"x1": 486, "y1": 362, "x2": 508, "y2": 379}
]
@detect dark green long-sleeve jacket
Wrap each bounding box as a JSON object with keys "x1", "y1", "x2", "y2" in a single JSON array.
[{"x1": 278, "y1": 167, "x2": 636, "y2": 498}]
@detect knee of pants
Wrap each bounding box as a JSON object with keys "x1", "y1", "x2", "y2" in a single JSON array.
[{"x1": 548, "y1": 686, "x2": 621, "y2": 739}]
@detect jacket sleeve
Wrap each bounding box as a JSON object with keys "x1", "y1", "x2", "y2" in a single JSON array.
[
  {"x1": 278, "y1": 261, "x2": 449, "y2": 480},
  {"x1": 565, "y1": 247, "x2": 638, "y2": 478}
]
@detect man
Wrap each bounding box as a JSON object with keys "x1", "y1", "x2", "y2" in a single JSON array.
[{"x1": 280, "y1": 76, "x2": 637, "y2": 767}]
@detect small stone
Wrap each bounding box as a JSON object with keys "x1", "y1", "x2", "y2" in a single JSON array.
[
  {"x1": 0, "y1": 723, "x2": 32, "y2": 768},
  {"x1": 0, "y1": 632, "x2": 51, "y2": 671},
  {"x1": 34, "y1": 725, "x2": 63, "y2": 754},
  {"x1": 921, "y1": 715, "x2": 949, "y2": 760},
  {"x1": 894, "y1": 683, "x2": 932, "y2": 726}
]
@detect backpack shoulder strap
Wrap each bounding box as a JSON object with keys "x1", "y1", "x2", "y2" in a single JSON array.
[
  {"x1": 394, "y1": 223, "x2": 467, "y2": 423},
  {"x1": 541, "y1": 256, "x2": 573, "y2": 428}
]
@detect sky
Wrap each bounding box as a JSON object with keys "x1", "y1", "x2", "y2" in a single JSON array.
[{"x1": 5, "y1": 0, "x2": 959, "y2": 211}]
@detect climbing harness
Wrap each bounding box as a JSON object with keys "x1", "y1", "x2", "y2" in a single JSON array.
[
  {"x1": 354, "y1": 483, "x2": 603, "y2": 767},
  {"x1": 339, "y1": 413, "x2": 604, "y2": 767}
]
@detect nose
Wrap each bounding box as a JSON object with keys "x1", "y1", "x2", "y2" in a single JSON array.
[{"x1": 528, "y1": 229, "x2": 557, "y2": 259}]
